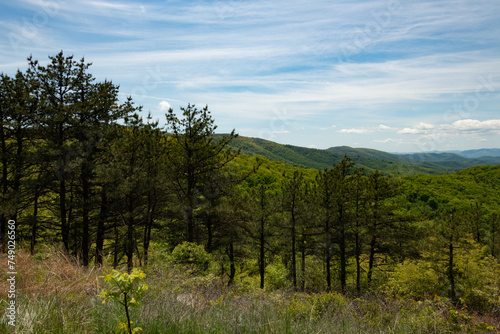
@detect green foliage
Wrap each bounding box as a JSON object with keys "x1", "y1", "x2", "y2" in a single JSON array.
[
  {"x1": 98, "y1": 268, "x2": 148, "y2": 334},
  {"x1": 453, "y1": 242, "x2": 500, "y2": 311},
  {"x1": 229, "y1": 137, "x2": 500, "y2": 175},
  {"x1": 171, "y1": 242, "x2": 212, "y2": 274},
  {"x1": 265, "y1": 258, "x2": 290, "y2": 290},
  {"x1": 384, "y1": 237, "x2": 500, "y2": 312},
  {"x1": 383, "y1": 259, "x2": 445, "y2": 299},
  {"x1": 402, "y1": 166, "x2": 500, "y2": 213},
  {"x1": 300, "y1": 256, "x2": 325, "y2": 292}
]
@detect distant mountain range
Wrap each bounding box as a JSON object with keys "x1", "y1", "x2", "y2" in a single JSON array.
[
  {"x1": 415, "y1": 148, "x2": 500, "y2": 159},
  {"x1": 226, "y1": 136, "x2": 500, "y2": 176}
]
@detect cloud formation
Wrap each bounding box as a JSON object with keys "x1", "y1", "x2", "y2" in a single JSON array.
[
  {"x1": 398, "y1": 123, "x2": 435, "y2": 134},
  {"x1": 338, "y1": 128, "x2": 369, "y2": 134},
  {"x1": 158, "y1": 101, "x2": 171, "y2": 112},
  {"x1": 399, "y1": 119, "x2": 500, "y2": 135},
  {"x1": 1, "y1": 0, "x2": 499, "y2": 151},
  {"x1": 448, "y1": 119, "x2": 500, "y2": 131}
]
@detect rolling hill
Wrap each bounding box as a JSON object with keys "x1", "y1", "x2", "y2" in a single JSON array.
[{"x1": 226, "y1": 136, "x2": 500, "y2": 176}]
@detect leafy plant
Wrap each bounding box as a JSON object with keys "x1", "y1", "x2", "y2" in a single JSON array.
[
  {"x1": 98, "y1": 268, "x2": 148, "y2": 334},
  {"x1": 265, "y1": 259, "x2": 290, "y2": 290},
  {"x1": 171, "y1": 241, "x2": 212, "y2": 274}
]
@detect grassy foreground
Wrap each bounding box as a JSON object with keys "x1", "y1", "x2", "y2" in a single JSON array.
[{"x1": 1, "y1": 248, "x2": 499, "y2": 333}]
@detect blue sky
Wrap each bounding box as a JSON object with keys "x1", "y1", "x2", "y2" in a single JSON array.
[{"x1": 1, "y1": 0, "x2": 500, "y2": 152}]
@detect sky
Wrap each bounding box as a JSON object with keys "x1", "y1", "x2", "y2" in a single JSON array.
[{"x1": 1, "y1": 0, "x2": 500, "y2": 153}]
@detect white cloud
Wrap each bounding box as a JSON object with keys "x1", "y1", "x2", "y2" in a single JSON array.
[
  {"x1": 272, "y1": 130, "x2": 290, "y2": 134},
  {"x1": 319, "y1": 125, "x2": 336, "y2": 131},
  {"x1": 398, "y1": 122, "x2": 434, "y2": 134},
  {"x1": 338, "y1": 128, "x2": 369, "y2": 134},
  {"x1": 449, "y1": 119, "x2": 500, "y2": 131},
  {"x1": 378, "y1": 124, "x2": 396, "y2": 131},
  {"x1": 398, "y1": 128, "x2": 421, "y2": 134},
  {"x1": 374, "y1": 138, "x2": 397, "y2": 143},
  {"x1": 158, "y1": 101, "x2": 171, "y2": 111},
  {"x1": 397, "y1": 119, "x2": 500, "y2": 147}
]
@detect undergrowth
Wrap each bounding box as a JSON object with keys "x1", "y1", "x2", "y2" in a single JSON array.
[{"x1": 1, "y1": 247, "x2": 499, "y2": 333}]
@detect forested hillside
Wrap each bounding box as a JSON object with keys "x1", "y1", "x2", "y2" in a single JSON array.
[
  {"x1": 2, "y1": 53, "x2": 500, "y2": 332},
  {"x1": 228, "y1": 136, "x2": 500, "y2": 175}
]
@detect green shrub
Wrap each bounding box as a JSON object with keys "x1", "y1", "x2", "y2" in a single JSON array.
[
  {"x1": 171, "y1": 242, "x2": 212, "y2": 274},
  {"x1": 383, "y1": 259, "x2": 445, "y2": 299},
  {"x1": 265, "y1": 259, "x2": 290, "y2": 290}
]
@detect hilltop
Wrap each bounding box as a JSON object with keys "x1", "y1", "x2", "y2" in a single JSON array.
[{"x1": 226, "y1": 136, "x2": 500, "y2": 175}]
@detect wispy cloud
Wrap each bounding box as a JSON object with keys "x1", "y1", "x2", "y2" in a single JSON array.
[
  {"x1": 1, "y1": 0, "x2": 500, "y2": 151},
  {"x1": 338, "y1": 128, "x2": 370, "y2": 134},
  {"x1": 398, "y1": 123, "x2": 435, "y2": 134},
  {"x1": 399, "y1": 119, "x2": 500, "y2": 135}
]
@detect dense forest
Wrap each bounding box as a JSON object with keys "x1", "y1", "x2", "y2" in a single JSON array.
[{"x1": 1, "y1": 52, "x2": 500, "y2": 319}]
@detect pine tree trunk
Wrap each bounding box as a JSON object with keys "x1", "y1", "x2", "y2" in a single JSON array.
[
  {"x1": 30, "y1": 189, "x2": 39, "y2": 255},
  {"x1": 126, "y1": 211, "x2": 134, "y2": 273},
  {"x1": 60, "y1": 177, "x2": 69, "y2": 252},
  {"x1": 113, "y1": 225, "x2": 119, "y2": 268},
  {"x1": 300, "y1": 235, "x2": 306, "y2": 291},
  {"x1": 355, "y1": 232, "x2": 361, "y2": 296},
  {"x1": 339, "y1": 207, "x2": 347, "y2": 294},
  {"x1": 259, "y1": 216, "x2": 265, "y2": 289},
  {"x1": 291, "y1": 209, "x2": 297, "y2": 290},
  {"x1": 227, "y1": 243, "x2": 236, "y2": 286},
  {"x1": 340, "y1": 226, "x2": 347, "y2": 294},
  {"x1": 95, "y1": 188, "x2": 107, "y2": 266},
  {"x1": 143, "y1": 199, "x2": 155, "y2": 267},
  {"x1": 325, "y1": 219, "x2": 332, "y2": 292},
  {"x1": 81, "y1": 164, "x2": 90, "y2": 267},
  {"x1": 367, "y1": 235, "x2": 376, "y2": 285}
]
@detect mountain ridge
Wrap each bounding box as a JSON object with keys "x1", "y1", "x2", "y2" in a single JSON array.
[{"x1": 225, "y1": 135, "x2": 500, "y2": 175}]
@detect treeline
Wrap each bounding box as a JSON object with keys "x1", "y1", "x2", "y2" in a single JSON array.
[{"x1": 1, "y1": 53, "x2": 500, "y2": 307}]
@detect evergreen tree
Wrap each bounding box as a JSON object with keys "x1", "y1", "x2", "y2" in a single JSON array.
[
  {"x1": 435, "y1": 207, "x2": 470, "y2": 302},
  {"x1": 165, "y1": 104, "x2": 238, "y2": 243},
  {"x1": 0, "y1": 72, "x2": 37, "y2": 249},
  {"x1": 98, "y1": 112, "x2": 164, "y2": 272},
  {"x1": 315, "y1": 166, "x2": 336, "y2": 291},
  {"x1": 281, "y1": 169, "x2": 306, "y2": 290},
  {"x1": 351, "y1": 168, "x2": 368, "y2": 295},
  {"x1": 365, "y1": 170, "x2": 399, "y2": 285},
  {"x1": 331, "y1": 156, "x2": 357, "y2": 294}
]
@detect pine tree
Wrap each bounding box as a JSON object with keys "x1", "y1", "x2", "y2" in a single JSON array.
[
  {"x1": 365, "y1": 170, "x2": 399, "y2": 285},
  {"x1": 165, "y1": 104, "x2": 238, "y2": 243},
  {"x1": 281, "y1": 169, "x2": 306, "y2": 290}
]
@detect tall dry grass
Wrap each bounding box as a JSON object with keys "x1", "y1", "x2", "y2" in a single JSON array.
[
  {"x1": 2, "y1": 246, "x2": 102, "y2": 298},
  {"x1": 1, "y1": 246, "x2": 108, "y2": 333},
  {"x1": 1, "y1": 247, "x2": 499, "y2": 333}
]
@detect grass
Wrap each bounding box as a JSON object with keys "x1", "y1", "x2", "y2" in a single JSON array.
[{"x1": 1, "y1": 247, "x2": 499, "y2": 333}]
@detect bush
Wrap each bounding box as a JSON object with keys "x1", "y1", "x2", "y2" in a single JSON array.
[
  {"x1": 383, "y1": 260, "x2": 445, "y2": 299},
  {"x1": 265, "y1": 259, "x2": 290, "y2": 290},
  {"x1": 171, "y1": 242, "x2": 211, "y2": 274}
]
